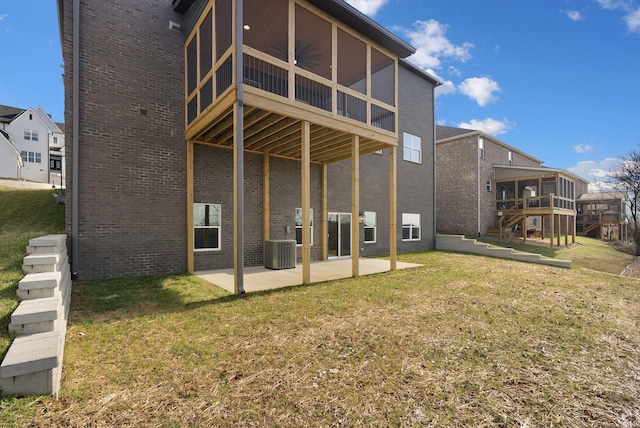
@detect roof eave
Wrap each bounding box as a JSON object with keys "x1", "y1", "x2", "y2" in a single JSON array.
[{"x1": 172, "y1": 0, "x2": 416, "y2": 58}]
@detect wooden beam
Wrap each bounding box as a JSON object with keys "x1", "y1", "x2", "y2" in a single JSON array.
[
  {"x1": 322, "y1": 163, "x2": 328, "y2": 260},
  {"x1": 565, "y1": 215, "x2": 569, "y2": 246},
  {"x1": 549, "y1": 211, "x2": 555, "y2": 249},
  {"x1": 389, "y1": 146, "x2": 397, "y2": 270},
  {"x1": 187, "y1": 140, "x2": 194, "y2": 272},
  {"x1": 352, "y1": 135, "x2": 360, "y2": 277},
  {"x1": 556, "y1": 214, "x2": 561, "y2": 247},
  {"x1": 301, "y1": 121, "x2": 311, "y2": 285}
]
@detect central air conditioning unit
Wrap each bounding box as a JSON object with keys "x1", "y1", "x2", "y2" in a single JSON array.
[{"x1": 264, "y1": 240, "x2": 297, "y2": 269}]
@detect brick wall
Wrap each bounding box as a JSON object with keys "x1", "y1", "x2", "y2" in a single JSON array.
[
  {"x1": 192, "y1": 146, "x2": 323, "y2": 270},
  {"x1": 62, "y1": 0, "x2": 187, "y2": 279},
  {"x1": 328, "y1": 64, "x2": 436, "y2": 254},
  {"x1": 436, "y1": 136, "x2": 479, "y2": 235}
]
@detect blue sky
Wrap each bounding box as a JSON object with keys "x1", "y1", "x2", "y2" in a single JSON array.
[{"x1": 2, "y1": 1, "x2": 639, "y2": 188}]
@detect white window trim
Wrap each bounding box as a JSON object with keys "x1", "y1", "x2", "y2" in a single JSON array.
[
  {"x1": 402, "y1": 213, "x2": 421, "y2": 242},
  {"x1": 364, "y1": 211, "x2": 376, "y2": 243},
  {"x1": 402, "y1": 132, "x2": 422, "y2": 164},
  {"x1": 508, "y1": 151, "x2": 513, "y2": 165},
  {"x1": 478, "y1": 137, "x2": 485, "y2": 159},
  {"x1": 193, "y1": 203, "x2": 221, "y2": 252},
  {"x1": 295, "y1": 208, "x2": 314, "y2": 246},
  {"x1": 486, "y1": 180, "x2": 492, "y2": 192}
]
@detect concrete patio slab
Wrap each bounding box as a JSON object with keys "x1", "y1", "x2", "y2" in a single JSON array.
[{"x1": 196, "y1": 258, "x2": 422, "y2": 293}]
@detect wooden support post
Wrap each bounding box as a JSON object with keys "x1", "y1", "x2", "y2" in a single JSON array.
[
  {"x1": 389, "y1": 146, "x2": 397, "y2": 271},
  {"x1": 549, "y1": 212, "x2": 555, "y2": 248},
  {"x1": 351, "y1": 136, "x2": 360, "y2": 278},
  {"x1": 565, "y1": 215, "x2": 569, "y2": 246},
  {"x1": 321, "y1": 164, "x2": 328, "y2": 261},
  {"x1": 301, "y1": 121, "x2": 311, "y2": 285},
  {"x1": 263, "y1": 151, "x2": 270, "y2": 244},
  {"x1": 262, "y1": 152, "x2": 271, "y2": 261},
  {"x1": 187, "y1": 141, "x2": 195, "y2": 273},
  {"x1": 522, "y1": 216, "x2": 527, "y2": 243},
  {"x1": 233, "y1": 103, "x2": 244, "y2": 295},
  {"x1": 556, "y1": 214, "x2": 561, "y2": 247}
]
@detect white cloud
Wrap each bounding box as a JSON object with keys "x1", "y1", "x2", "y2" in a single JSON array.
[
  {"x1": 595, "y1": 0, "x2": 630, "y2": 10},
  {"x1": 456, "y1": 118, "x2": 514, "y2": 136},
  {"x1": 568, "y1": 158, "x2": 619, "y2": 190},
  {"x1": 458, "y1": 77, "x2": 501, "y2": 106},
  {"x1": 345, "y1": 0, "x2": 388, "y2": 17},
  {"x1": 426, "y1": 68, "x2": 456, "y2": 98},
  {"x1": 626, "y1": 7, "x2": 640, "y2": 32},
  {"x1": 574, "y1": 144, "x2": 595, "y2": 153},
  {"x1": 564, "y1": 10, "x2": 585, "y2": 21},
  {"x1": 0, "y1": 13, "x2": 8, "y2": 21},
  {"x1": 447, "y1": 66, "x2": 462, "y2": 77},
  {"x1": 594, "y1": 0, "x2": 640, "y2": 33},
  {"x1": 402, "y1": 20, "x2": 473, "y2": 69}
]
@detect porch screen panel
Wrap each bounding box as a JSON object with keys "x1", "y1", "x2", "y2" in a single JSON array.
[
  {"x1": 295, "y1": 5, "x2": 332, "y2": 80},
  {"x1": 244, "y1": 0, "x2": 288, "y2": 63},
  {"x1": 199, "y1": 11, "x2": 212, "y2": 78},
  {"x1": 337, "y1": 29, "x2": 366, "y2": 94},
  {"x1": 371, "y1": 48, "x2": 395, "y2": 107},
  {"x1": 215, "y1": 0, "x2": 232, "y2": 61}
]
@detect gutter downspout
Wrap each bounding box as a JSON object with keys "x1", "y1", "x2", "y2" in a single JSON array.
[
  {"x1": 71, "y1": 0, "x2": 80, "y2": 278},
  {"x1": 477, "y1": 136, "x2": 481, "y2": 237},
  {"x1": 432, "y1": 87, "x2": 437, "y2": 247},
  {"x1": 234, "y1": 0, "x2": 245, "y2": 294}
]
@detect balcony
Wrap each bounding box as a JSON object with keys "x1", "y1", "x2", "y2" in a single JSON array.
[{"x1": 183, "y1": 0, "x2": 403, "y2": 164}]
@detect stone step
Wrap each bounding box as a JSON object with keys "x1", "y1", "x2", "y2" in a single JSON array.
[
  {"x1": 26, "y1": 234, "x2": 67, "y2": 255},
  {"x1": 9, "y1": 297, "x2": 60, "y2": 335},
  {"x1": 435, "y1": 234, "x2": 571, "y2": 268},
  {"x1": 22, "y1": 252, "x2": 68, "y2": 274},
  {"x1": 17, "y1": 271, "x2": 62, "y2": 300},
  {"x1": 0, "y1": 331, "x2": 62, "y2": 398}
]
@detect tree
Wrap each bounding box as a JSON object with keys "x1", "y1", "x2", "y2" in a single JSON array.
[{"x1": 610, "y1": 147, "x2": 640, "y2": 255}]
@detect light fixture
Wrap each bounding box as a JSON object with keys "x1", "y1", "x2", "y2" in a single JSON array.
[
  {"x1": 243, "y1": 24, "x2": 250, "y2": 30},
  {"x1": 169, "y1": 20, "x2": 181, "y2": 33},
  {"x1": 359, "y1": 212, "x2": 366, "y2": 224}
]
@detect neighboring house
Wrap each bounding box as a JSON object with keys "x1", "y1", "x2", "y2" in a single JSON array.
[
  {"x1": 57, "y1": 0, "x2": 439, "y2": 287},
  {"x1": 436, "y1": 125, "x2": 589, "y2": 246},
  {"x1": 0, "y1": 104, "x2": 65, "y2": 185},
  {"x1": 576, "y1": 192, "x2": 628, "y2": 241}
]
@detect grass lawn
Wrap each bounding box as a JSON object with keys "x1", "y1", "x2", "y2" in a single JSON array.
[{"x1": 1, "y1": 188, "x2": 638, "y2": 426}]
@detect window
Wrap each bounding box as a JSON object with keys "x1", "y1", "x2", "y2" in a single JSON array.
[
  {"x1": 20, "y1": 151, "x2": 42, "y2": 163},
  {"x1": 508, "y1": 151, "x2": 513, "y2": 165},
  {"x1": 53, "y1": 136, "x2": 58, "y2": 145},
  {"x1": 24, "y1": 130, "x2": 39, "y2": 141},
  {"x1": 364, "y1": 211, "x2": 376, "y2": 243},
  {"x1": 478, "y1": 138, "x2": 485, "y2": 158},
  {"x1": 402, "y1": 213, "x2": 421, "y2": 241},
  {"x1": 295, "y1": 208, "x2": 313, "y2": 246},
  {"x1": 194, "y1": 203, "x2": 221, "y2": 251},
  {"x1": 403, "y1": 132, "x2": 422, "y2": 163},
  {"x1": 486, "y1": 180, "x2": 492, "y2": 192}
]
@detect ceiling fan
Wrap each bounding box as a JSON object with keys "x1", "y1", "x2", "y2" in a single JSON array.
[{"x1": 271, "y1": 41, "x2": 323, "y2": 69}]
